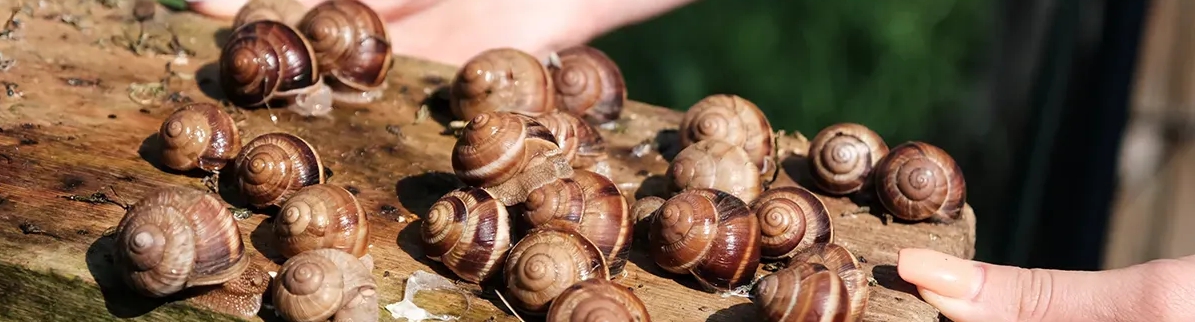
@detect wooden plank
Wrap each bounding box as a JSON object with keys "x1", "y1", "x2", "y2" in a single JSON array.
[{"x1": 0, "y1": 1, "x2": 975, "y2": 321}]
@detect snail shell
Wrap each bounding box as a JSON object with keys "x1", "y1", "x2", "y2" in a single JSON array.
[
  {"x1": 234, "y1": 132, "x2": 326, "y2": 209},
  {"x1": 522, "y1": 169, "x2": 633, "y2": 275},
  {"x1": 750, "y1": 186, "x2": 833, "y2": 260},
  {"x1": 272, "y1": 248, "x2": 378, "y2": 322},
  {"x1": 231, "y1": 0, "x2": 306, "y2": 29},
  {"x1": 297, "y1": 0, "x2": 393, "y2": 104},
  {"x1": 420, "y1": 187, "x2": 512, "y2": 283},
  {"x1": 790, "y1": 243, "x2": 869, "y2": 322},
  {"x1": 452, "y1": 111, "x2": 574, "y2": 205},
  {"x1": 679, "y1": 94, "x2": 775, "y2": 174},
  {"x1": 220, "y1": 20, "x2": 334, "y2": 117},
  {"x1": 159, "y1": 102, "x2": 241, "y2": 173},
  {"x1": 534, "y1": 111, "x2": 608, "y2": 170},
  {"x1": 874, "y1": 141, "x2": 966, "y2": 222},
  {"x1": 648, "y1": 188, "x2": 761, "y2": 292},
  {"x1": 667, "y1": 139, "x2": 763, "y2": 203},
  {"x1": 751, "y1": 262, "x2": 850, "y2": 322},
  {"x1": 504, "y1": 226, "x2": 610, "y2": 314},
  {"x1": 807, "y1": 123, "x2": 889, "y2": 195},
  {"x1": 450, "y1": 48, "x2": 556, "y2": 121},
  {"x1": 113, "y1": 187, "x2": 250, "y2": 297},
  {"x1": 545, "y1": 278, "x2": 651, "y2": 322},
  {"x1": 274, "y1": 184, "x2": 371, "y2": 259},
  {"x1": 547, "y1": 45, "x2": 627, "y2": 125}
]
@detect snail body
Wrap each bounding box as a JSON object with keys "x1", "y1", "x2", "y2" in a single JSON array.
[
  {"x1": 521, "y1": 169, "x2": 633, "y2": 275},
  {"x1": 272, "y1": 248, "x2": 378, "y2": 322},
  {"x1": 534, "y1": 111, "x2": 608, "y2": 170},
  {"x1": 752, "y1": 262, "x2": 849, "y2": 322},
  {"x1": 452, "y1": 111, "x2": 573, "y2": 205},
  {"x1": 274, "y1": 184, "x2": 371, "y2": 260},
  {"x1": 648, "y1": 188, "x2": 761, "y2": 292},
  {"x1": 420, "y1": 187, "x2": 512, "y2": 283},
  {"x1": 874, "y1": 141, "x2": 966, "y2": 222},
  {"x1": 679, "y1": 94, "x2": 775, "y2": 175},
  {"x1": 297, "y1": 0, "x2": 393, "y2": 105},
  {"x1": 231, "y1": 0, "x2": 306, "y2": 29},
  {"x1": 547, "y1": 45, "x2": 627, "y2": 125},
  {"x1": 220, "y1": 20, "x2": 334, "y2": 117},
  {"x1": 790, "y1": 243, "x2": 869, "y2": 322},
  {"x1": 750, "y1": 186, "x2": 833, "y2": 260},
  {"x1": 113, "y1": 187, "x2": 250, "y2": 298},
  {"x1": 450, "y1": 48, "x2": 556, "y2": 121},
  {"x1": 807, "y1": 123, "x2": 889, "y2": 195},
  {"x1": 504, "y1": 226, "x2": 610, "y2": 314},
  {"x1": 159, "y1": 102, "x2": 241, "y2": 173},
  {"x1": 187, "y1": 263, "x2": 272, "y2": 319},
  {"x1": 667, "y1": 139, "x2": 763, "y2": 203},
  {"x1": 234, "y1": 132, "x2": 326, "y2": 209},
  {"x1": 546, "y1": 278, "x2": 651, "y2": 322}
]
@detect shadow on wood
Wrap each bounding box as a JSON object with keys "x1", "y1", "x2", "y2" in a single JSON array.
[
  {"x1": 654, "y1": 129, "x2": 683, "y2": 161},
  {"x1": 706, "y1": 303, "x2": 759, "y2": 322},
  {"x1": 872, "y1": 264, "x2": 922, "y2": 300},
  {"x1": 194, "y1": 61, "x2": 224, "y2": 102},
  {"x1": 249, "y1": 216, "x2": 286, "y2": 265},
  {"x1": 394, "y1": 171, "x2": 463, "y2": 218}
]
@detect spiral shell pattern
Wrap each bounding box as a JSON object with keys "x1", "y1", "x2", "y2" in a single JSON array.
[
  {"x1": 231, "y1": 0, "x2": 307, "y2": 29},
  {"x1": 535, "y1": 111, "x2": 607, "y2": 169},
  {"x1": 220, "y1": 20, "x2": 320, "y2": 108},
  {"x1": 234, "y1": 132, "x2": 325, "y2": 208},
  {"x1": 667, "y1": 139, "x2": 763, "y2": 203},
  {"x1": 549, "y1": 46, "x2": 627, "y2": 125},
  {"x1": 752, "y1": 262, "x2": 850, "y2": 322},
  {"x1": 808, "y1": 123, "x2": 889, "y2": 195},
  {"x1": 648, "y1": 188, "x2": 761, "y2": 292},
  {"x1": 159, "y1": 102, "x2": 241, "y2": 173},
  {"x1": 679, "y1": 94, "x2": 775, "y2": 174},
  {"x1": 452, "y1": 111, "x2": 560, "y2": 188},
  {"x1": 790, "y1": 243, "x2": 869, "y2": 322},
  {"x1": 298, "y1": 0, "x2": 393, "y2": 92},
  {"x1": 272, "y1": 248, "x2": 377, "y2": 322},
  {"x1": 450, "y1": 48, "x2": 556, "y2": 121},
  {"x1": 504, "y1": 227, "x2": 610, "y2": 313},
  {"x1": 874, "y1": 141, "x2": 966, "y2": 222},
  {"x1": 546, "y1": 278, "x2": 652, "y2": 322},
  {"x1": 421, "y1": 187, "x2": 512, "y2": 283},
  {"x1": 274, "y1": 184, "x2": 370, "y2": 258},
  {"x1": 750, "y1": 187, "x2": 833, "y2": 259}
]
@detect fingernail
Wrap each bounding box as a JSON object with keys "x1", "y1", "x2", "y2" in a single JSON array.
[{"x1": 897, "y1": 248, "x2": 983, "y2": 300}]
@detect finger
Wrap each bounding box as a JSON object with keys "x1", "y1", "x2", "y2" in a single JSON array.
[{"x1": 186, "y1": 0, "x2": 440, "y2": 21}]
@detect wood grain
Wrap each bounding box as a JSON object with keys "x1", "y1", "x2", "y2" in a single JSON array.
[{"x1": 0, "y1": 1, "x2": 974, "y2": 321}]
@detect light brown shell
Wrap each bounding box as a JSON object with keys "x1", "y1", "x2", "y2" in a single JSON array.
[
  {"x1": 534, "y1": 111, "x2": 607, "y2": 170},
  {"x1": 449, "y1": 48, "x2": 556, "y2": 121},
  {"x1": 648, "y1": 188, "x2": 761, "y2": 292},
  {"x1": 548, "y1": 45, "x2": 627, "y2": 125},
  {"x1": 679, "y1": 94, "x2": 775, "y2": 174},
  {"x1": 420, "y1": 187, "x2": 512, "y2": 283},
  {"x1": 231, "y1": 0, "x2": 307, "y2": 29},
  {"x1": 297, "y1": 0, "x2": 393, "y2": 104},
  {"x1": 272, "y1": 248, "x2": 378, "y2": 322},
  {"x1": 274, "y1": 184, "x2": 371, "y2": 258},
  {"x1": 790, "y1": 243, "x2": 869, "y2": 322},
  {"x1": 234, "y1": 132, "x2": 326, "y2": 208},
  {"x1": 752, "y1": 262, "x2": 850, "y2": 322},
  {"x1": 807, "y1": 123, "x2": 889, "y2": 195},
  {"x1": 750, "y1": 186, "x2": 834, "y2": 260},
  {"x1": 451, "y1": 111, "x2": 574, "y2": 205},
  {"x1": 667, "y1": 139, "x2": 763, "y2": 203},
  {"x1": 504, "y1": 226, "x2": 610, "y2": 314},
  {"x1": 874, "y1": 141, "x2": 967, "y2": 223},
  {"x1": 159, "y1": 102, "x2": 241, "y2": 173},
  {"x1": 545, "y1": 278, "x2": 651, "y2": 322}
]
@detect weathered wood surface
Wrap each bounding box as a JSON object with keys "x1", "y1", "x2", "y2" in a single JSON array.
[{"x1": 0, "y1": 1, "x2": 975, "y2": 321}]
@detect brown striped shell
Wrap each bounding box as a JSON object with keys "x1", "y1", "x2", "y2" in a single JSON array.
[
  {"x1": 547, "y1": 45, "x2": 627, "y2": 125},
  {"x1": 521, "y1": 170, "x2": 633, "y2": 275},
  {"x1": 667, "y1": 139, "x2": 763, "y2": 203},
  {"x1": 449, "y1": 48, "x2": 556, "y2": 121},
  {"x1": 750, "y1": 186, "x2": 834, "y2": 260},
  {"x1": 297, "y1": 0, "x2": 393, "y2": 105},
  {"x1": 790, "y1": 243, "x2": 869, "y2": 322},
  {"x1": 113, "y1": 187, "x2": 250, "y2": 298},
  {"x1": 219, "y1": 20, "x2": 334, "y2": 116},
  {"x1": 807, "y1": 123, "x2": 889, "y2": 195},
  {"x1": 231, "y1": 0, "x2": 306, "y2": 29},
  {"x1": 273, "y1": 184, "x2": 371, "y2": 259},
  {"x1": 504, "y1": 226, "x2": 610, "y2": 314},
  {"x1": 874, "y1": 141, "x2": 967, "y2": 222},
  {"x1": 159, "y1": 102, "x2": 241, "y2": 173},
  {"x1": 452, "y1": 111, "x2": 574, "y2": 205},
  {"x1": 534, "y1": 110, "x2": 608, "y2": 170},
  {"x1": 546, "y1": 278, "x2": 651, "y2": 322},
  {"x1": 752, "y1": 262, "x2": 849, "y2": 322},
  {"x1": 679, "y1": 94, "x2": 775, "y2": 174},
  {"x1": 420, "y1": 187, "x2": 512, "y2": 283},
  {"x1": 234, "y1": 132, "x2": 326, "y2": 208},
  {"x1": 272, "y1": 249, "x2": 378, "y2": 322},
  {"x1": 186, "y1": 263, "x2": 271, "y2": 319},
  {"x1": 648, "y1": 188, "x2": 761, "y2": 292}
]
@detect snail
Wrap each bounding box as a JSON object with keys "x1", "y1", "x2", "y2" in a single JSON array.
[
  {"x1": 873, "y1": 141, "x2": 966, "y2": 222},
  {"x1": 534, "y1": 110, "x2": 608, "y2": 171},
  {"x1": 220, "y1": 20, "x2": 334, "y2": 117},
  {"x1": 274, "y1": 184, "x2": 372, "y2": 265},
  {"x1": 790, "y1": 243, "x2": 869, "y2": 322},
  {"x1": 296, "y1": 0, "x2": 394, "y2": 105},
  {"x1": 234, "y1": 132, "x2": 326, "y2": 209},
  {"x1": 451, "y1": 111, "x2": 574, "y2": 205},
  {"x1": 750, "y1": 186, "x2": 833, "y2": 260},
  {"x1": 158, "y1": 102, "x2": 241, "y2": 173},
  {"x1": 420, "y1": 186, "x2": 512, "y2": 283},
  {"x1": 272, "y1": 248, "x2": 378, "y2": 322},
  {"x1": 667, "y1": 138, "x2": 763, "y2": 203},
  {"x1": 678, "y1": 94, "x2": 775, "y2": 175},
  {"x1": 187, "y1": 263, "x2": 272, "y2": 319},
  {"x1": 648, "y1": 188, "x2": 761, "y2": 293},
  {"x1": 231, "y1": 0, "x2": 307, "y2": 29},
  {"x1": 546, "y1": 45, "x2": 627, "y2": 125},
  {"x1": 807, "y1": 123, "x2": 889, "y2": 195},
  {"x1": 520, "y1": 169, "x2": 633, "y2": 275},
  {"x1": 545, "y1": 278, "x2": 651, "y2": 322},
  {"x1": 751, "y1": 262, "x2": 850, "y2": 322},
  {"x1": 449, "y1": 48, "x2": 556, "y2": 121},
  {"x1": 112, "y1": 187, "x2": 250, "y2": 298},
  {"x1": 504, "y1": 226, "x2": 610, "y2": 314}
]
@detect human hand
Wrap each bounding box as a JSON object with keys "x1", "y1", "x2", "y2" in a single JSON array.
[
  {"x1": 184, "y1": 0, "x2": 695, "y2": 65},
  {"x1": 897, "y1": 248, "x2": 1195, "y2": 321}
]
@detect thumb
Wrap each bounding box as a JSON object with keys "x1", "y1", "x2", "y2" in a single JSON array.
[{"x1": 897, "y1": 248, "x2": 1195, "y2": 322}]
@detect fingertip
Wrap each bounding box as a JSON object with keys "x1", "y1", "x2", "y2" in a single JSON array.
[
  {"x1": 187, "y1": 0, "x2": 249, "y2": 18},
  {"x1": 896, "y1": 248, "x2": 983, "y2": 300}
]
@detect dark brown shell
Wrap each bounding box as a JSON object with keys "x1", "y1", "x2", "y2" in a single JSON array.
[
  {"x1": 546, "y1": 278, "x2": 651, "y2": 322},
  {"x1": 534, "y1": 111, "x2": 607, "y2": 169},
  {"x1": 874, "y1": 141, "x2": 966, "y2": 222},
  {"x1": 449, "y1": 48, "x2": 556, "y2": 121},
  {"x1": 679, "y1": 94, "x2": 775, "y2": 174},
  {"x1": 231, "y1": 0, "x2": 306, "y2": 29},
  {"x1": 159, "y1": 102, "x2": 241, "y2": 173},
  {"x1": 521, "y1": 170, "x2": 633, "y2": 275},
  {"x1": 233, "y1": 132, "x2": 325, "y2": 208},
  {"x1": 648, "y1": 188, "x2": 761, "y2": 292},
  {"x1": 420, "y1": 187, "x2": 512, "y2": 283},
  {"x1": 548, "y1": 45, "x2": 627, "y2": 125},
  {"x1": 219, "y1": 20, "x2": 321, "y2": 109},
  {"x1": 790, "y1": 243, "x2": 869, "y2": 322},
  {"x1": 297, "y1": 0, "x2": 393, "y2": 102},
  {"x1": 503, "y1": 226, "x2": 610, "y2": 314},
  {"x1": 274, "y1": 184, "x2": 371, "y2": 258},
  {"x1": 752, "y1": 262, "x2": 849, "y2": 322},
  {"x1": 667, "y1": 139, "x2": 762, "y2": 203},
  {"x1": 807, "y1": 123, "x2": 889, "y2": 195},
  {"x1": 750, "y1": 186, "x2": 833, "y2": 260}
]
